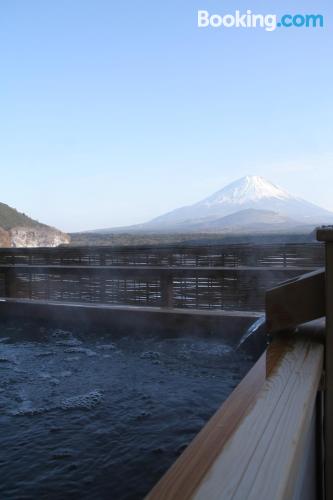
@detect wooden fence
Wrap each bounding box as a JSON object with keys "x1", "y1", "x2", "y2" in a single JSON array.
[
  {"x1": 0, "y1": 264, "x2": 316, "y2": 312},
  {"x1": 0, "y1": 243, "x2": 324, "y2": 267},
  {"x1": 0, "y1": 243, "x2": 324, "y2": 312}
]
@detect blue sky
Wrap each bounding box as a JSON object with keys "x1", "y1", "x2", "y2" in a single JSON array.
[{"x1": 0, "y1": 0, "x2": 332, "y2": 232}]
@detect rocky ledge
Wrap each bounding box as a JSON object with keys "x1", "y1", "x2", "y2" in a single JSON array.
[{"x1": 0, "y1": 226, "x2": 70, "y2": 248}]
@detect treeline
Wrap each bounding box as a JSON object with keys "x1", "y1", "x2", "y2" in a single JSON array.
[{"x1": 69, "y1": 230, "x2": 317, "y2": 247}]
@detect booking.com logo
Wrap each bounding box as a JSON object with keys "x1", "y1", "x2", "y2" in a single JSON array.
[{"x1": 198, "y1": 10, "x2": 324, "y2": 32}]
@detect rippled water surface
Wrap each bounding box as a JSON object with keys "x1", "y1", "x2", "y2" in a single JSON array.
[{"x1": 0, "y1": 321, "x2": 254, "y2": 499}]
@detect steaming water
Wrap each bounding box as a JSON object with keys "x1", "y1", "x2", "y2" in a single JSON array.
[
  {"x1": 236, "y1": 316, "x2": 266, "y2": 350},
  {"x1": 0, "y1": 321, "x2": 254, "y2": 500}
]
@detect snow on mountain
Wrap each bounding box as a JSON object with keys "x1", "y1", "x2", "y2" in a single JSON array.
[
  {"x1": 144, "y1": 175, "x2": 333, "y2": 229},
  {"x1": 201, "y1": 176, "x2": 293, "y2": 206}
]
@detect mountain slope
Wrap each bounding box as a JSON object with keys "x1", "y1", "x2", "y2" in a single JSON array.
[
  {"x1": 0, "y1": 202, "x2": 70, "y2": 248},
  {"x1": 189, "y1": 209, "x2": 304, "y2": 233}
]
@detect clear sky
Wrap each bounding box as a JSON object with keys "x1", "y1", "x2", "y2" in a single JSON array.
[{"x1": 0, "y1": 0, "x2": 332, "y2": 232}]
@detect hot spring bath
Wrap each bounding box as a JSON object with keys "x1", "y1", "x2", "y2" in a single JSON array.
[{"x1": 0, "y1": 320, "x2": 257, "y2": 499}]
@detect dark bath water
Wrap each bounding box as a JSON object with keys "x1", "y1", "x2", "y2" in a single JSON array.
[{"x1": 0, "y1": 321, "x2": 254, "y2": 500}]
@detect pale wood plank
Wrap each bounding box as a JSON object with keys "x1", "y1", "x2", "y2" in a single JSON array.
[{"x1": 193, "y1": 340, "x2": 323, "y2": 500}]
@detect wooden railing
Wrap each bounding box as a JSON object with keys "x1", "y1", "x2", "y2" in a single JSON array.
[{"x1": 0, "y1": 243, "x2": 324, "y2": 311}]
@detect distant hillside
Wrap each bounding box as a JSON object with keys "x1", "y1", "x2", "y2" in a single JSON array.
[
  {"x1": 187, "y1": 208, "x2": 309, "y2": 233},
  {"x1": 0, "y1": 202, "x2": 70, "y2": 248}
]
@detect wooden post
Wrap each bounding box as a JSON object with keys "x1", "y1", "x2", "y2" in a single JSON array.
[
  {"x1": 4, "y1": 269, "x2": 16, "y2": 298},
  {"x1": 29, "y1": 268, "x2": 32, "y2": 300},
  {"x1": 47, "y1": 272, "x2": 50, "y2": 301},
  {"x1": 100, "y1": 251, "x2": 106, "y2": 266},
  {"x1": 317, "y1": 227, "x2": 333, "y2": 500},
  {"x1": 100, "y1": 274, "x2": 106, "y2": 304},
  {"x1": 160, "y1": 271, "x2": 174, "y2": 308}
]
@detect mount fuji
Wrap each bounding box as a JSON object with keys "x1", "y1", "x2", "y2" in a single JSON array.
[
  {"x1": 135, "y1": 175, "x2": 332, "y2": 232},
  {"x1": 93, "y1": 176, "x2": 333, "y2": 234}
]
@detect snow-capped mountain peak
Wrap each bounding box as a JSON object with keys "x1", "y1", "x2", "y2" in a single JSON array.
[
  {"x1": 142, "y1": 174, "x2": 333, "y2": 230},
  {"x1": 200, "y1": 176, "x2": 293, "y2": 207},
  {"x1": 95, "y1": 175, "x2": 332, "y2": 234}
]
